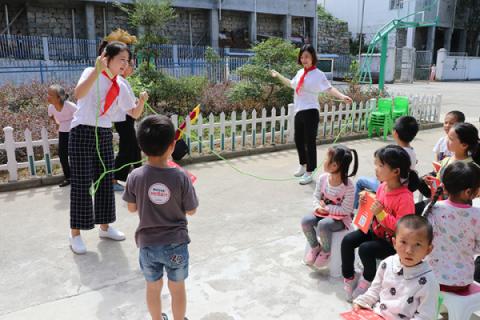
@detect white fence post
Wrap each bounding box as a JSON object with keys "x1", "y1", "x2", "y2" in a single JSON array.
[
  {"x1": 251, "y1": 109, "x2": 257, "y2": 148},
  {"x1": 287, "y1": 103, "x2": 294, "y2": 143},
  {"x1": 208, "y1": 113, "x2": 215, "y2": 151},
  {"x1": 197, "y1": 113, "x2": 203, "y2": 154},
  {"x1": 261, "y1": 108, "x2": 267, "y2": 146},
  {"x1": 220, "y1": 112, "x2": 226, "y2": 151},
  {"x1": 41, "y1": 127, "x2": 52, "y2": 176},
  {"x1": 231, "y1": 111, "x2": 236, "y2": 151},
  {"x1": 241, "y1": 110, "x2": 247, "y2": 149},
  {"x1": 186, "y1": 116, "x2": 191, "y2": 154},
  {"x1": 435, "y1": 94, "x2": 442, "y2": 122},
  {"x1": 24, "y1": 129, "x2": 36, "y2": 177},
  {"x1": 270, "y1": 107, "x2": 277, "y2": 144},
  {"x1": 3, "y1": 127, "x2": 18, "y2": 181}
]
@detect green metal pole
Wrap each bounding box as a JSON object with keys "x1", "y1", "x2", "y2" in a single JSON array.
[{"x1": 378, "y1": 36, "x2": 388, "y2": 92}]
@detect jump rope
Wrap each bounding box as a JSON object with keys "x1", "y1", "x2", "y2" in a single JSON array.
[{"x1": 90, "y1": 65, "x2": 355, "y2": 195}]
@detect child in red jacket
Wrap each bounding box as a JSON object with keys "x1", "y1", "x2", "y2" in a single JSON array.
[{"x1": 341, "y1": 145, "x2": 418, "y2": 302}]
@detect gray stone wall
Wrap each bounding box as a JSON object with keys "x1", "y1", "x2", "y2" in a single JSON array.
[
  {"x1": 0, "y1": 4, "x2": 28, "y2": 36},
  {"x1": 219, "y1": 10, "x2": 248, "y2": 33},
  {"x1": 26, "y1": 5, "x2": 86, "y2": 38},
  {"x1": 317, "y1": 20, "x2": 351, "y2": 54},
  {"x1": 94, "y1": 5, "x2": 133, "y2": 40},
  {"x1": 161, "y1": 8, "x2": 209, "y2": 45},
  {"x1": 257, "y1": 13, "x2": 283, "y2": 38},
  {"x1": 292, "y1": 16, "x2": 306, "y2": 37}
]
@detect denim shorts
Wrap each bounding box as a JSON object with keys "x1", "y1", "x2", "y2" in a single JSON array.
[{"x1": 139, "y1": 243, "x2": 189, "y2": 282}]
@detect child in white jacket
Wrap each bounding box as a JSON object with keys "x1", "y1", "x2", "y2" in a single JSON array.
[{"x1": 353, "y1": 215, "x2": 439, "y2": 320}]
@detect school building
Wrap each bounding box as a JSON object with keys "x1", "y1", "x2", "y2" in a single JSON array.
[{"x1": 0, "y1": 0, "x2": 319, "y2": 49}]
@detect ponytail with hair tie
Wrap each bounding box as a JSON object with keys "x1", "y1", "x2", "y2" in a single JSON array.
[{"x1": 422, "y1": 185, "x2": 444, "y2": 218}]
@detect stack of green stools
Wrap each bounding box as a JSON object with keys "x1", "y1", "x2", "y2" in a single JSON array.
[
  {"x1": 368, "y1": 98, "x2": 393, "y2": 140},
  {"x1": 392, "y1": 96, "x2": 409, "y2": 121}
]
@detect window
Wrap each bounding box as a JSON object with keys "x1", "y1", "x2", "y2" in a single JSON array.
[{"x1": 390, "y1": 0, "x2": 404, "y2": 9}]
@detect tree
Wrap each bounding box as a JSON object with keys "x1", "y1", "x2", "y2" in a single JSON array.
[
  {"x1": 229, "y1": 38, "x2": 299, "y2": 108},
  {"x1": 317, "y1": 4, "x2": 341, "y2": 23},
  {"x1": 115, "y1": 0, "x2": 176, "y2": 63},
  {"x1": 457, "y1": 0, "x2": 480, "y2": 56}
]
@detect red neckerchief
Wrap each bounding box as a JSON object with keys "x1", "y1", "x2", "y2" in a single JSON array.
[
  {"x1": 295, "y1": 65, "x2": 317, "y2": 95},
  {"x1": 101, "y1": 70, "x2": 120, "y2": 116}
]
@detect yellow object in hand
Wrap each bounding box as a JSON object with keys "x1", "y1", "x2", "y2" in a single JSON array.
[{"x1": 376, "y1": 210, "x2": 387, "y2": 222}]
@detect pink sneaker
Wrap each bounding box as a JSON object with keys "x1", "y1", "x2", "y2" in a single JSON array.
[
  {"x1": 353, "y1": 277, "x2": 371, "y2": 299},
  {"x1": 313, "y1": 251, "x2": 331, "y2": 268},
  {"x1": 303, "y1": 246, "x2": 321, "y2": 265},
  {"x1": 344, "y1": 277, "x2": 356, "y2": 302}
]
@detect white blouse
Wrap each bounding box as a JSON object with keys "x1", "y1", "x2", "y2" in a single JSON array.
[
  {"x1": 71, "y1": 67, "x2": 136, "y2": 129},
  {"x1": 290, "y1": 68, "x2": 332, "y2": 113}
]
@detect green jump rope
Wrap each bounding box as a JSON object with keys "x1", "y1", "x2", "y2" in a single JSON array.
[{"x1": 90, "y1": 67, "x2": 354, "y2": 195}]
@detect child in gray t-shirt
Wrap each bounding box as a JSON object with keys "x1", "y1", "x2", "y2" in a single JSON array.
[{"x1": 123, "y1": 115, "x2": 198, "y2": 320}]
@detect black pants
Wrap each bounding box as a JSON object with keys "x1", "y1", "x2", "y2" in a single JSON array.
[
  {"x1": 69, "y1": 125, "x2": 115, "y2": 230},
  {"x1": 58, "y1": 131, "x2": 70, "y2": 180},
  {"x1": 341, "y1": 229, "x2": 396, "y2": 281},
  {"x1": 114, "y1": 115, "x2": 141, "y2": 182},
  {"x1": 294, "y1": 109, "x2": 320, "y2": 172}
]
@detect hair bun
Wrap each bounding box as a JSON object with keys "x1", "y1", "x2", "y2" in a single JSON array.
[{"x1": 104, "y1": 28, "x2": 137, "y2": 45}]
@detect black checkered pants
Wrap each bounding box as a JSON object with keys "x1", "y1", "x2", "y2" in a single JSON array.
[{"x1": 69, "y1": 125, "x2": 115, "y2": 230}]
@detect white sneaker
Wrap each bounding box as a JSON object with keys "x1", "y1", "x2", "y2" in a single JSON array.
[
  {"x1": 293, "y1": 165, "x2": 306, "y2": 177},
  {"x1": 99, "y1": 226, "x2": 126, "y2": 241},
  {"x1": 299, "y1": 173, "x2": 313, "y2": 185},
  {"x1": 69, "y1": 235, "x2": 87, "y2": 254}
]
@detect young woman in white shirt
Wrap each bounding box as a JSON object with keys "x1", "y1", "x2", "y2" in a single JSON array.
[
  {"x1": 47, "y1": 84, "x2": 78, "y2": 187},
  {"x1": 68, "y1": 41, "x2": 145, "y2": 254},
  {"x1": 271, "y1": 44, "x2": 352, "y2": 185}
]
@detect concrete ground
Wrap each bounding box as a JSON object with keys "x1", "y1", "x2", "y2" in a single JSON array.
[
  {"x1": 386, "y1": 81, "x2": 480, "y2": 122},
  {"x1": 0, "y1": 81, "x2": 479, "y2": 320},
  {"x1": 337, "y1": 80, "x2": 480, "y2": 122}
]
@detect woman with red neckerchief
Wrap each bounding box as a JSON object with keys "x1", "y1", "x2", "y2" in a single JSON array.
[{"x1": 272, "y1": 44, "x2": 352, "y2": 185}]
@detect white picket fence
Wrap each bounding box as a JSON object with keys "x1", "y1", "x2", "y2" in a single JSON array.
[{"x1": 0, "y1": 94, "x2": 441, "y2": 182}]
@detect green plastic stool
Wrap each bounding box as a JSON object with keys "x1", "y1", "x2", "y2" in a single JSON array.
[
  {"x1": 368, "y1": 98, "x2": 393, "y2": 140},
  {"x1": 393, "y1": 96, "x2": 409, "y2": 121}
]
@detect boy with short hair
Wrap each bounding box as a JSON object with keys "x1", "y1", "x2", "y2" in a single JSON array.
[
  {"x1": 392, "y1": 115, "x2": 419, "y2": 171},
  {"x1": 123, "y1": 115, "x2": 198, "y2": 320},
  {"x1": 352, "y1": 215, "x2": 439, "y2": 320}
]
